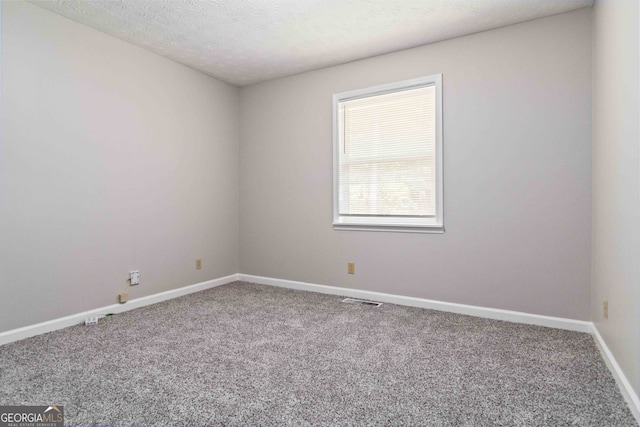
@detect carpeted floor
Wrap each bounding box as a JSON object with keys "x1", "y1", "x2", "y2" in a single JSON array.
[{"x1": 0, "y1": 281, "x2": 636, "y2": 426}]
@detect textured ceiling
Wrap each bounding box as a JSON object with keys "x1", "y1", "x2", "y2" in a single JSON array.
[{"x1": 29, "y1": 0, "x2": 593, "y2": 86}]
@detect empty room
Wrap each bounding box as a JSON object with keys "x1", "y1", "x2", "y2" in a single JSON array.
[{"x1": 0, "y1": 0, "x2": 638, "y2": 426}]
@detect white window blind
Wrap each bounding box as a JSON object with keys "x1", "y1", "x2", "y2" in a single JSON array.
[
  {"x1": 333, "y1": 74, "x2": 443, "y2": 233},
  {"x1": 338, "y1": 86, "x2": 436, "y2": 217}
]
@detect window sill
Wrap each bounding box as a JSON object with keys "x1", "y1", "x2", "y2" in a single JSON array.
[{"x1": 333, "y1": 222, "x2": 444, "y2": 234}]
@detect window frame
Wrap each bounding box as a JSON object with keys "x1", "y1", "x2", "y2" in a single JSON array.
[{"x1": 332, "y1": 74, "x2": 444, "y2": 233}]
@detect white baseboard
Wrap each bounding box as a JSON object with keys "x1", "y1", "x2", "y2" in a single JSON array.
[
  {"x1": 238, "y1": 274, "x2": 592, "y2": 333},
  {"x1": 0, "y1": 273, "x2": 240, "y2": 346},
  {"x1": 591, "y1": 324, "x2": 640, "y2": 424}
]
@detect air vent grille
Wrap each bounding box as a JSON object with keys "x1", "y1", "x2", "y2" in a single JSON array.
[{"x1": 342, "y1": 298, "x2": 382, "y2": 307}]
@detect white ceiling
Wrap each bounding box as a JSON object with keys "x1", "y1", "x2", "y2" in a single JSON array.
[{"x1": 29, "y1": 0, "x2": 593, "y2": 86}]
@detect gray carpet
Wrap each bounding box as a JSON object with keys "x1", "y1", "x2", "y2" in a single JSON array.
[{"x1": 0, "y1": 281, "x2": 636, "y2": 426}]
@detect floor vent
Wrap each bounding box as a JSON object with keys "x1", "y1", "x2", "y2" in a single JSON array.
[{"x1": 342, "y1": 298, "x2": 383, "y2": 307}]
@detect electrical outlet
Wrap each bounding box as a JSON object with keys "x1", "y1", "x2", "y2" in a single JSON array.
[
  {"x1": 129, "y1": 270, "x2": 140, "y2": 286},
  {"x1": 348, "y1": 262, "x2": 355, "y2": 274},
  {"x1": 118, "y1": 292, "x2": 128, "y2": 304},
  {"x1": 603, "y1": 300, "x2": 608, "y2": 320},
  {"x1": 84, "y1": 316, "x2": 98, "y2": 326},
  {"x1": 196, "y1": 259, "x2": 202, "y2": 270}
]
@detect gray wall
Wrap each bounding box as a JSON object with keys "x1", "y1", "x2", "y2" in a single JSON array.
[
  {"x1": 0, "y1": 1, "x2": 239, "y2": 332},
  {"x1": 591, "y1": 0, "x2": 640, "y2": 396},
  {"x1": 0, "y1": 4, "x2": 596, "y2": 332},
  {"x1": 239, "y1": 9, "x2": 593, "y2": 320}
]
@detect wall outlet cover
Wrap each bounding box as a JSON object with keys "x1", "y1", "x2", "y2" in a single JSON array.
[
  {"x1": 118, "y1": 292, "x2": 129, "y2": 304},
  {"x1": 130, "y1": 270, "x2": 140, "y2": 286}
]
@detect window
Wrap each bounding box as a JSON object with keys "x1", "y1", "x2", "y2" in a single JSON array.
[{"x1": 333, "y1": 74, "x2": 443, "y2": 233}]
